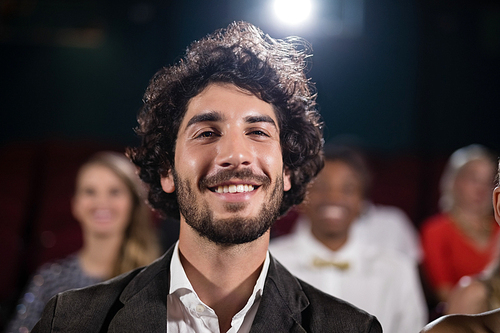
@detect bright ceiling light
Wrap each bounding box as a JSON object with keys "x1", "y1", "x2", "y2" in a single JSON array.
[{"x1": 273, "y1": 0, "x2": 313, "y2": 26}]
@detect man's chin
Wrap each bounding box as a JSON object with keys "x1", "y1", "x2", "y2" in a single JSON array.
[
  {"x1": 224, "y1": 201, "x2": 248, "y2": 213},
  {"x1": 196, "y1": 220, "x2": 271, "y2": 245}
]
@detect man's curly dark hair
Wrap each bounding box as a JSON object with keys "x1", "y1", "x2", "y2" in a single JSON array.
[{"x1": 127, "y1": 21, "x2": 324, "y2": 219}]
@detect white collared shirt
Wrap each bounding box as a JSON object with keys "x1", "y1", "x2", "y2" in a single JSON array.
[
  {"x1": 269, "y1": 216, "x2": 427, "y2": 333},
  {"x1": 167, "y1": 242, "x2": 270, "y2": 333}
]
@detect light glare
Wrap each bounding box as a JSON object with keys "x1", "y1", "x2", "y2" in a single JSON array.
[{"x1": 273, "y1": 0, "x2": 312, "y2": 26}]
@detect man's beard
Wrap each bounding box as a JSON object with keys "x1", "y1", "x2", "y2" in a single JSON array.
[{"x1": 173, "y1": 168, "x2": 283, "y2": 245}]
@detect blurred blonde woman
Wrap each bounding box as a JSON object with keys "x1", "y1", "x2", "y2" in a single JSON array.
[
  {"x1": 6, "y1": 151, "x2": 161, "y2": 332},
  {"x1": 420, "y1": 144, "x2": 499, "y2": 304}
]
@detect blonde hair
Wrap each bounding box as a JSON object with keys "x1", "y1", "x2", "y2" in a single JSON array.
[
  {"x1": 439, "y1": 144, "x2": 496, "y2": 212},
  {"x1": 78, "y1": 151, "x2": 161, "y2": 277}
]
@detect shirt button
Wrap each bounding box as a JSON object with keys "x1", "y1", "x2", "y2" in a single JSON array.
[{"x1": 196, "y1": 304, "x2": 205, "y2": 313}]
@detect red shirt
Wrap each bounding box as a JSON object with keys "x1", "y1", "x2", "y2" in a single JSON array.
[{"x1": 421, "y1": 213, "x2": 500, "y2": 291}]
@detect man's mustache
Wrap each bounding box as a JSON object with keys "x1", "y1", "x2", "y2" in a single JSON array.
[{"x1": 199, "y1": 168, "x2": 271, "y2": 189}]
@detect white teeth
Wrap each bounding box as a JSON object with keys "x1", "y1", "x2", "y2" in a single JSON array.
[{"x1": 214, "y1": 185, "x2": 255, "y2": 193}]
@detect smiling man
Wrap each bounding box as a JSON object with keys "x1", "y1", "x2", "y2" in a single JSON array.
[
  {"x1": 164, "y1": 84, "x2": 289, "y2": 248},
  {"x1": 33, "y1": 21, "x2": 382, "y2": 332}
]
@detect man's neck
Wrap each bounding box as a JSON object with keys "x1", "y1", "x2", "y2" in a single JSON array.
[{"x1": 177, "y1": 221, "x2": 269, "y2": 332}]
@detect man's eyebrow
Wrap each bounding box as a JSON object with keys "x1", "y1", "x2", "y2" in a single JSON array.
[
  {"x1": 244, "y1": 115, "x2": 277, "y2": 128},
  {"x1": 186, "y1": 111, "x2": 224, "y2": 128}
]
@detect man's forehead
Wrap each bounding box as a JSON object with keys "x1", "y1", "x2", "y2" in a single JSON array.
[
  {"x1": 185, "y1": 110, "x2": 277, "y2": 128},
  {"x1": 180, "y1": 83, "x2": 279, "y2": 129}
]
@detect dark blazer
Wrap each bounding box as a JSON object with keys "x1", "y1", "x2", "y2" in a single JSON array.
[{"x1": 33, "y1": 247, "x2": 382, "y2": 332}]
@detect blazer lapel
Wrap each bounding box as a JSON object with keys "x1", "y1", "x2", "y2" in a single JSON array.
[
  {"x1": 107, "y1": 249, "x2": 174, "y2": 333},
  {"x1": 250, "y1": 255, "x2": 309, "y2": 333},
  {"x1": 103, "y1": 250, "x2": 310, "y2": 332}
]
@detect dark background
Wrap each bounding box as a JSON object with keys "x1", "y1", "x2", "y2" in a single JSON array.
[
  {"x1": 2, "y1": 0, "x2": 499, "y2": 152},
  {"x1": 1, "y1": 0, "x2": 500, "y2": 329}
]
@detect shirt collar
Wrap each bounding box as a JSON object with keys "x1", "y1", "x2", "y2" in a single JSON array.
[
  {"x1": 169, "y1": 241, "x2": 194, "y2": 295},
  {"x1": 233, "y1": 250, "x2": 269, "y2": 320},
  {"x1": 168, "y1": 240, "x2": 270, "y2": 304}
]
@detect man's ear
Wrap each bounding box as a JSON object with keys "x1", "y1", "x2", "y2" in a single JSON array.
[
  {"x1": 160, "y1": 172, "x2": 175, "y2": 193},
  {"x1": 283, "y1": 168, "x2": 292, "y2": 192},
  {"x1": 493, "y1": 186, "x2": 500, "y2": 224}
]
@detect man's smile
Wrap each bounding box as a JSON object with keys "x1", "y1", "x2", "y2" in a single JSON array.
[
  {"x1": 200, "y1": 168, "x2": 270, "y2": 195},
  {"x1": 206, "y1": 180, "x2": 262, "y2": 203},
  {"x1": 211, "y1": 184, "x2": 257, "y2": 193}
]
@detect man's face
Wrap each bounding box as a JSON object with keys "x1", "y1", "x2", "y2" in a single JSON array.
[
  {"x1": 304, "y1": 160, "x2": 364, "y2": 240},
  {"x1": 161, "y1": 83, "x2": 291, "y2": 245}
]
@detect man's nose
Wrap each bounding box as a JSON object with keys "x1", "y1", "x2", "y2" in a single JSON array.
[{"x1": 215, "y1": 133, "x2": 253, "y2": 168}]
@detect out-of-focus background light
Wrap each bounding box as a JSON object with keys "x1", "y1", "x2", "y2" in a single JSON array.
[{"x1": 273, "y1": 0, "x2": 313, "y2": 26}]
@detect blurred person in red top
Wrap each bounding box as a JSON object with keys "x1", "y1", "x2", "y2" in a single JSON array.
[
  {"x1": 420, "y1": 159, "x2": 500, "y2": 333},
  {"x1": 421, "y1": 144, "x2": 499, "y2": 304}
]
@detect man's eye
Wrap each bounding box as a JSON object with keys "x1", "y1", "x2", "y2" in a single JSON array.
[
  {"x1": 250, "y1": 130, "x2": 268, "y2": 136},
  {"x1": 196, "y1": 131, "x2": 217, "y2": 139},
  {"x1": 198, "y1": 131, "x2": 215, "y2": 138}
]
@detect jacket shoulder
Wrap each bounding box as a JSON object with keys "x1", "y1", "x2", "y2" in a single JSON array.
[
  {"x1": 32, "y1": 250, "x2": 172, "y2": 332},
  {"x1": 32, "y1": 267, "x2": 143, "y2": 332}
]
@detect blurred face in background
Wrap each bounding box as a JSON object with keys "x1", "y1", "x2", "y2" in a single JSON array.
[
  {"x1": 72, "y1": 164, "x2": 133, "y2": 238},
  {"x1": 304, "y1": 160, "x2": 364, "y2": 241},
  {"x1": 453, "y1": 158, "x2": 496, "y2": 215}
]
